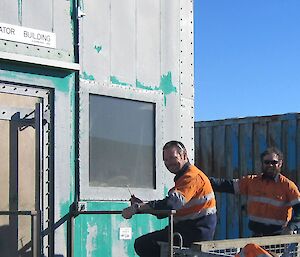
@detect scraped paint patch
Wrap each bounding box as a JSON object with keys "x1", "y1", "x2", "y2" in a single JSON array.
[
  {"x1": 86, "y1": 224, "x2": 98, "y2": 257},
  {"x1": 94, "y1": 45, "x2": 102, "y2": 53},
  {"x1": 111, "y1": 71, "x2": 177, "y2": 106},
  {"x1": 81, "y1": 71, "x2": 95, "y2": 81}
]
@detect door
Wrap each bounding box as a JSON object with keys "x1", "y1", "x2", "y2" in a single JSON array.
[{"x1": 0, "y1": 83, "x2": 51, "y2": 257}]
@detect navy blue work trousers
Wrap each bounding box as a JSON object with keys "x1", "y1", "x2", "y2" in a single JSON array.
[{"x1": 134, "y1": 214, "x2": 217, "y2": 257}]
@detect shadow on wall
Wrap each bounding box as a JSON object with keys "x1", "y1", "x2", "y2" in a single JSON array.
[{"x1": 0, "y1": 225, "x2": 64, "y2": 257}]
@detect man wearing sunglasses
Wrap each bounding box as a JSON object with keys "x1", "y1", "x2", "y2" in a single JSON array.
[
  {"x1": 210, "y1": 147, "x2": 300, "y2": 237},
  {"x1": 122, "y1": 140, "x2": 217, "y2": 257}
]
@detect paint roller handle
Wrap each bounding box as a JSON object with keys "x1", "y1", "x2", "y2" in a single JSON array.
[{"x1": 130, "y1": 195, "x2": 143, "y2": 205}]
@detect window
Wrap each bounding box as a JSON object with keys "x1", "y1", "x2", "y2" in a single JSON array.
[
  {"x1": 79, "y1": 84, "x2": 164, "y2": 200},
  {"x1": 89, "y1": 95, "x2": 155, "y2": 189}
]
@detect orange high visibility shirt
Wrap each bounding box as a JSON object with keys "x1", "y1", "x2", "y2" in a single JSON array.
[
  {"x1": 236, "y1": 243, "x2": 273, "y2": 257},
  {"x1": 169, "y1": 165, "x2": 216, "y2": 221},
  {"x1": 233, "y1": 173, "x2": 300, "y2": 226}
]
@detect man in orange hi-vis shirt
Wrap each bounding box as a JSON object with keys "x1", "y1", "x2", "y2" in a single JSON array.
[
  {"x1": 210, "y1": 147, "x2": 300, "y2": 236},
  {"x1": 122, "y1": 140, "x2": 217, "y2": 257},
  {"x1": 236, "y1": 244, "x2": 274, "y2": 257}
]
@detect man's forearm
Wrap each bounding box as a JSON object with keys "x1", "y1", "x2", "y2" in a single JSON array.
[{"x1": 209, "y1": 177, "x2": 235, "y2": 194}]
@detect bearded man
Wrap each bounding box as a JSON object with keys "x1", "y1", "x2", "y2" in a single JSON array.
[{"x1": 210, "y1": 147, "x2": 300, "y2": 236}]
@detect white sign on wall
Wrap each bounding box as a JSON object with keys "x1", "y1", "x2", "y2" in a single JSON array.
[
  {"x1": 119, "y1": 227, "x2": 132, "y2": 240},
  {"x1": 0, "y1": 22, "x2": 56, "y2": 49}
]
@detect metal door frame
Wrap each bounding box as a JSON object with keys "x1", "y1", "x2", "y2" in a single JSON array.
[{"x1": 0, "y1": 81, "x2": 52, "y2": 256}]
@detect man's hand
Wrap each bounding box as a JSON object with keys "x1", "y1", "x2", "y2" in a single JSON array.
[
  {"x1": 122, "y1": 205, "x2": 137, "y2": 219},
  {"x1": 130, "y1": 195, "x2": 143, "y2": 205},
  {"x1": 281, "y1": 226, "x2": 294, "y2": 235}
]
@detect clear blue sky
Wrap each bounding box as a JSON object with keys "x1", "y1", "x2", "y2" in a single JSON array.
[{"x1": 194, "y1": 0, "x2": 300, "y2": 121}]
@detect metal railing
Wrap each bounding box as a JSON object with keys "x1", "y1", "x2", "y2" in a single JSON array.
[
  {"x1": 69, "y1": 207, "x2": 176, "y2": 257},
  {"x1": 0, "y1": 210, "x2": 40, "y2": 257}
]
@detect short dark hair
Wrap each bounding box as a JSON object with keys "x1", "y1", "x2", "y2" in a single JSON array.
[
  {"x1": 163, "y1": 140, "x2": 187, "y2": 154},
  {"x1": 260, "y1": 147, "x2": 284, "y2": 161}
]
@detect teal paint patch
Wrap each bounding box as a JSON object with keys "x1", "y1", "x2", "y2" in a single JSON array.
[
  {"x1": 164, "y1": 185, "x2": 169, "y2": 196},
  {"x1": 18, "y1": 0, "x2": 22, "y2": 25},
  {"x1": 54, "y1": 73, "x2": 72, "y2": 93},
  {"x1": 110, "y1": 76, "x2": 132, "y2": 87},
  {"x1": 73, "y1": 201, "x2": 166, "y2": 257},
  {"x1": 111, "y1": 72, "x2": 177, "y2": 106},
  {"x1": 75, "y1": 216, "x2": 100, "y2": 257},
  {"x1": 60, "y1": 201, "x2": 71, "y2": 217},
  {"x1": 81, "y1": 71, "x2": 95, "y2": 81},
  {"x1": 60, "y1": 200, "x2": 71, "y2": 246},
  {"x1": 94, "y1": 45, "x2": 102, "y2": 53},
  {"x1": 159, "y1": 71, "x2": 177, "y2": 95},
  {"x1": 0, "y1": 63, "x2": 72, "y2": 93},
  {"x1": 158, "y1": 72, "x2": 177, "y2": 105},
  {"x1": 136, "y1": 80, "x2": 154, "y2": 91}
]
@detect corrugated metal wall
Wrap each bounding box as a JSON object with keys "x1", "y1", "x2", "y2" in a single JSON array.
[{"x1": 194, "y1": 113, "x2": 300, "y2": 239}]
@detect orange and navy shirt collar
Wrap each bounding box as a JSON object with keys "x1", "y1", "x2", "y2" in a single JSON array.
[{"x1": 174, "y1": 162, "x2": 190, "y2": 182}]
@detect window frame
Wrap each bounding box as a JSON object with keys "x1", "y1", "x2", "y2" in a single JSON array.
[{"x1": 79, "y1": 82, "x2": 165, "y2": 201}]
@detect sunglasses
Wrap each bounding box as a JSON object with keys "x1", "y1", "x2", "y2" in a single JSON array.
[{"x1": 263, "y1": 160, "x2": 279, "y2": 165}]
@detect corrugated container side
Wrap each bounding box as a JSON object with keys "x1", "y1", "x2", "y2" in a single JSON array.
[{"x1": 195, "y1": 113, "x2": 300, "y2": 239}]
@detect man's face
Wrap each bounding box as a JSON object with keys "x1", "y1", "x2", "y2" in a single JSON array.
[
  {"x1": 262, "y1": 153, "x2": 282, "y2": 178},
  {"x1": 163, "y1": 146, "x2": 187, "y2": 174}
]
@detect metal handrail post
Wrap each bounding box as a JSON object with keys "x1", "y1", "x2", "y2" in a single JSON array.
[
  {"x1": 31, "y1": 210, "x2": 38, "y2": 257},
  {"x1": 70, "y1": 212, "x2": 75, "y2": 257},
  {"x1": 168, "y1": 212, "x2": 174, "y2": 257},
  {"x1": 168, "y1": 213, "x2": 174, "y2": 257}
]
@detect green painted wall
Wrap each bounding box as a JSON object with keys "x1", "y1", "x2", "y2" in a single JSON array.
[{"x1": 74, "y1": 202, "x2": 168, "y2": 257}]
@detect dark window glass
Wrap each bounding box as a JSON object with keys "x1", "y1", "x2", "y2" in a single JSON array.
[{"x1": 89, "y1": 94, "x2": 155, "y2": 188}]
